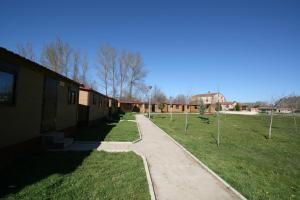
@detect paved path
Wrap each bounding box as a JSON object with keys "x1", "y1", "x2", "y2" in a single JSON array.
[
  {"x1": 69, "y1": 114, "x2": 242, "y2": 200},
  {"x1": 100, "y1": 115, "x2": 241, "y2": 200}
]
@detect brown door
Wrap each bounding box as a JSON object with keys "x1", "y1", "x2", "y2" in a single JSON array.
[{"x1": 41, "y1": 77, "x2": 58, "y2": 132}]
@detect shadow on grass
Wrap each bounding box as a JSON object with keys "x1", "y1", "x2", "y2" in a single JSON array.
[
  {"x1": 0, "y1": 151, "x2": 92, "y2": 198},
  {"x1": 72, "y1": 117, "x2": 119, "y2": 141},
  {"x1": 0, "y1": 115, "x2": 121, "y2": 198}
]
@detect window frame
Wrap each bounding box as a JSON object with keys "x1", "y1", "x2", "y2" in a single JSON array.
[
  {"x1": 68, "y1": 87, "x2": 76, "y2": 105},
  {"x1": 0, "y1": 69, "x2": 17, "y2": 106}
]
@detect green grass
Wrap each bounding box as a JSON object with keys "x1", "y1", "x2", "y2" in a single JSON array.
[
  {"x1": 151, "y1": 113, "x2": 300, "y2": 200},
  {"x1": 73, "y1": 120, "x2": 139, "y2": 142},
  {"x1": 120, "y1": 112, "x2": 136, "y2": 120},
  {"x1": 0, "y1": 151, "x2": 150, "y2": 200}
]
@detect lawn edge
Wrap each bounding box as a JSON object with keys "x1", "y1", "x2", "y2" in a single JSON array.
[
  {"x1": 133, "y1": 114, "x2": 143, "y2": 144},
  {"x1": 150, "y1": 119, "x2": 248, "y2": 200},
  {"x1": 134, "y1": 152, "x2": 157, "y2": 200}
]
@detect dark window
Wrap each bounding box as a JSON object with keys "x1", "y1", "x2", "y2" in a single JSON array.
[
  {"x1": 194, "y1": 106, "x2": 198, "y2": 109},
  {"x1": 0, "y1": 71, "x2": 16, "y2": 105},
  {"x1": 93, "y1": 93, "x2": 97, "y2": 105},
  {"x1": 68, "y1": 88, "x2": 76, "y2": 104},
  {"x1": 170, "y1": 104, "x2": 173, "y2": 108},
  {"x1": 176, "y1": 105, "x2": 179, "y2": 109},
  {"x1": 145, "y1": 104, "x2": 149, "y2": 109}
]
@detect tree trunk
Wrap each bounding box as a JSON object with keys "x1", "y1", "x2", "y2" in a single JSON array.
[
  {"x1": 268, "y1": 110, "x2": 273, "y2": 139},
  {"x1": 185, "y1": 110, "x2": 188, "y2": 133},
  {"x1": 217, "y1": 112, "x2": 220, "y2": 146}
]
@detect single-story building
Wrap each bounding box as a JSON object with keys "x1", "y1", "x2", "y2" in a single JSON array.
[
  {"x1": 78, "y1": 84, "x2": 109, "y2": 125},
  {"x1": 221, "y1": 102, "x2": 237, "y2": 111},
  {"x1": 109, "y1": 97, "x2": 119, "y2": 117},
  {"x1": 118, "y1": 100, "x2": 144, "y2": 113},
  {"x1": 0, "y1": 47, "x2": 79, "y2": 167}
]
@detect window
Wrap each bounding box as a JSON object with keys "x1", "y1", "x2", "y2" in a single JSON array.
[
  {"x1": 170, "y1": 104, "x2": 173, "y2": 108},
  {"x1": 194, "y1": 106, "x2": 198, "y2": 109},
  {"x1": 68, "y1": 88, "x2": 76, "y2": 104},
  {"x1": 176, "y1": 105, "x2": 179, "y2": 109},
  {"x1": 93, "y1": 93, "x2": 97, "y2": 105},
  {"x1": 0, "y1": 71, "x2": 16, "y2": 105},
  {"x1": 187, "y1": 105, "x2": 189, "y2": 109}
]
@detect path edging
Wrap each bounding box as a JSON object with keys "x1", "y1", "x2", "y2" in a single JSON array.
[
  {"x1": 132, "y1": 114, "x2": 143, "y2": 144},
  {"x1": 150, "y1": 119, "x2": 247, "y2": 200},
  {"x1": 135, "y1": 152, "x2": 157, "y2": 200}
]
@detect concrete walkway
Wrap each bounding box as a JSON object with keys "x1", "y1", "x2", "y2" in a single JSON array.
[{"x1": 97, "y1": 114, "x2": 243, "y2": 200}]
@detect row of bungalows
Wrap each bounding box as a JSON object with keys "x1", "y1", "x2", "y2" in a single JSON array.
[
  {"x1": 0, "y1": 48, "x2": 118, "y2": 167},
  {"x1": 79, "y1": 84, "x2": 118, "y2": 125},
  {"x1": 118, "y1": 100, "x2": 212, "y2": 114}
]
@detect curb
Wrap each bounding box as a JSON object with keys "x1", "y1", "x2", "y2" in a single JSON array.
[
  {"x1": 133, "y1": 114, "x2": 143, "y2": 144},
  {"x1": 135, "y1": 152, "x2": 157, "y2": 200},
  {"x1": 149, "y1": 118, "x2": 247, "y2": 200}
]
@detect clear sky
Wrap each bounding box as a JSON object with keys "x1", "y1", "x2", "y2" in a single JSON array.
[{"x1": 1, "y1": 0, "x2": 299, "y2": 102}]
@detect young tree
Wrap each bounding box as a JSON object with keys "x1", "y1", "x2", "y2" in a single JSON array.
[
  {"x1": 41, "y1": 37, "x2": 71, "y2": 76},
  {"x1": 184, "y1": 95, "x2": 190, "y2": 133},
  {"x1": 198, "y1": 98, "x2": 205, "y2": 116},
  {"x1": 127, "y1": 52, "x2": 147, "y2": 100},
  {"x1": 158, "y1": 103, "x2": 165, "y2": 113},
  {"x1": 215, "y1": 102, "x2": 222, "y2": 111},
  {"x1": 16, "y1": 42, "x2": 35, "y2": 61},
  {"x1": 234, "y1": 103, "x2": 241, "y2": 111}
]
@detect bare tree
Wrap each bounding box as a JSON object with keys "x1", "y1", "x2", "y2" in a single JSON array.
[
  {"x1": 174, "y1": 94, "x2": 186, "y2": 104},
  {"x1": 16, "y1": 42, "x2": 35, "y2": 61},
  {"x1": 72, "y1": 50, "x2": 80, "y2": 82},
  {"x1": 80, "y1": 53, "x2": 89, "y2": 85},
  {"x1": 97, "y1": 44, "x2": 118, "y2": 96},
  {"x1": 41, "y1": 37, "x2": 71, "y2": 76},
  {"x1": 127, "y1": 52, "x2": 147, "y2": 100},
  {"x1": 97, "y1": 44, "x2": 111, "y2": 96},
  {"x1": 118, "y1": 50, "x2": 130, "y2": 100}
]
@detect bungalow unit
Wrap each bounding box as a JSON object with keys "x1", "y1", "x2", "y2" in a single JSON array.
[
  {"x1": 118, "y1": 100, "x2": 144, "y2": 113},
  {"x1": 167, "y1": 103, "x2": 185, "y2": 112},
  {"x1": 109, "y1": 97, "x2": 119, "y2": 117},
  {"x1": 78, "y1": 84, "x2": 109, "y2": 125},
  {"x1": 0, "y1": 47, "x2": 79, "y2": 167},
  {"x1": 276, "y1": 107, "x2": 292, "y2": 113}
]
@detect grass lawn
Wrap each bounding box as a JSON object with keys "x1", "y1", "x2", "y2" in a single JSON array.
[
  {"x1": 73, "y1": 120, "x2": 139, "y2": 142},
  {"x1": 151, "y1": 113, "x2": 300, "y2": 200},
  {"x1": 0, "y1": 151, "x2": 150, "y2": 200},
  {"x1": 120, "y1": 112, "x2": 136, "y2": 120}
]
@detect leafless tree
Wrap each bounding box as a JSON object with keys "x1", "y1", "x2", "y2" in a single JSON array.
[
  {"x1": 72, "y1": 50, "x2": 80, "y2": 82},
  {"x1": 127, "y1": 52, "x2": 147, "y2": 100},
  {"x1": 97, "y1": 44, "x2": 111, "y2": 96},
  {"x1": 80, "y1": 53, "x2": 89, "y2": 85},
  {"x1": 184, "y1": 94, "x2": 191, "y2": 133},
  {"x1": 173, "y1": 94, "x2": 186, "y2": 104},
  {"x1": 118, "y1": 50, "x2": 130, "y2": 100},
  {"x1": 16, "y1": 42, "x2": 35, "y2": 61},
  {"x1": 41, "y1": 37, "x2": 71, "y2": 76}
]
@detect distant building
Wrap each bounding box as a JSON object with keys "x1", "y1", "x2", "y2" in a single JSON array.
[
  {"x1": 191, "y1": 92, "x2": 225, "y2": 105},
  {"x1": 221, "y1": 102, "x2": 237, "y2": 111}
]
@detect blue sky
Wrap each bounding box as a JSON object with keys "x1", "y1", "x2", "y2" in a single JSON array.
[{"x1": 1, "y1": 0, "x2": 299, "y2": 102}]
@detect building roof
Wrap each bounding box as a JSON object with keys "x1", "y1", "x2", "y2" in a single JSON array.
[
  {"x1": 79, "y1": 84, "x2": 109, "y2": 98},
  {"x1": 192, "y1": 92, "x2": 218, "y2": 97},
  {"x1": 0, "y1": 47, "x2": 79, "y2": 85}
]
